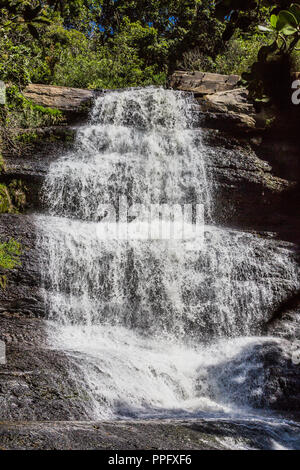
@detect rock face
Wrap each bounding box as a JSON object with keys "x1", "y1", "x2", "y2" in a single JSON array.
[
  {"x1": 267, "y1": 290, "x2": 300, "y2": 340},
  {"x1": 0, "y1": 215, "x2": 42, "y2": 316},
  {"x1": 170, "y1": 70, "x2": 300, "y2": 244},
  {"x1": 198, "y1": 88, "x2": 259, "y2": 132},
  {"x1": 0, "y1": 315, "x2": 92, "y2": 421},
  {"x1": 169, "y1": 71, "x2": 260, "y2": 133},
  {"x1": 1, "y1": 418, "x2": 300, "y2": 450},
  {"x1": 202, "y1": 129, "x2": 298, "y2": 240},
  {"x1": 208, "y1": 339, "x2": 300, "y2": 411},
  {"x1": 169, "y1": 70, "x2": 240, "y2": 95},
  {"x1": 23, "y1": 84, "x2": 94, "y2": 116}
]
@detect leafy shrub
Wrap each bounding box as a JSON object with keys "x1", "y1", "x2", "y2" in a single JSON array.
[
  {"x1": 0, "y1": 180, "x2": 26, "y2": 214},
  {"x1": 178, "y1": 33, "x2": 270, "y2": 76},
  {"x1": 0, "y1": 184, "x2": 14, "y2": 213},
  {"x1": 3, "y1": 86, "x2": 63, "y2": 128},
  {"x1": 47, "y1": 20, "x2": 167, "y2": 89}
]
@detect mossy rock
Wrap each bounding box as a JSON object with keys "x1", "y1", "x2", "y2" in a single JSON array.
[{"x1": 0, "y1": 181, "x2": 27, "y2": 214}]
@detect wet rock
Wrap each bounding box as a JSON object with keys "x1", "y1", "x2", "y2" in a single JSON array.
[
  {"x1": 0, "y1": 420, "x2": 225, "y2": 450},
  {"x1": 266, "y1": 290, "x2": 300, "y2": 341},
  {"x1": 201, "y1": 129, "x2": 299, "y2": 242},
  {"x1": 208, "y1": 339, "x2": 300, "y2": 412},
  {"x1": 1, "y1": 126, "x2": 77, "y2": 210},
  {"x1": 0, "y1": 316, "x2": 91, "y2": 421},
  {"x1": 0, "y1": 417, "x2": 299, "y2": 450},
  {"x1": 198, "y1": 88, "x2": 259, "y2": 132}
]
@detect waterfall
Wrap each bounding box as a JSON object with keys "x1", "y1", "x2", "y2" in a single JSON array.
[{"x1": 36, "y1": 87, "x2": 299, "y2": 419}]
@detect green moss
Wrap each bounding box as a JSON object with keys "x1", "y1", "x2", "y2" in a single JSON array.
[
  {"x1": 0, "y1": 130, "x2": 5, "y2": 173},
  {"x1": 0, "y1": 239, "x2": 21, "y2": 270},
  {"x1": 0, "y1": 238, "x2": 21, "y2": 289},
  {"x1": 64, "y1": 131, "x2": 75, "y2": 142}
]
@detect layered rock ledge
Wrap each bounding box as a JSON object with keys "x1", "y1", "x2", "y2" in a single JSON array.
[
  {"x1": 169, "y1": 71, "x2": 240, "y2": 95},
  {"x1": 23, "y1": 84, "x2": 94, "y2": 117}
]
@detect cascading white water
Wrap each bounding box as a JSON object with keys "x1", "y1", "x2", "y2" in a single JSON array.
[{"x1": 37, "y1": 87, "x2": 299, "y2": 420}]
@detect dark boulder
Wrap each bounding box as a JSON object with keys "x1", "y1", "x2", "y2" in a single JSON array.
[{"x1": 206, "y1": 339, "x2": 300, "y2": 412}]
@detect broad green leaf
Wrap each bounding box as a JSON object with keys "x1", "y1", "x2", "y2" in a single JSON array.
[
  {"x1": 281, "y1": 24, "x2": 298, "y2": 35},
  {"x1": 277, "y1": 10, "x2": 298, "y2": 35}
]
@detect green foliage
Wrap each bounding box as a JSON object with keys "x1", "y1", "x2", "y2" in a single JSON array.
[
  {"x1": 258, "y1": 3, "x2": 300, "y2": 50},
  {"x1": 0, "y1": 1, "x2": 56, "y2": 85},
  {"x1": 8, "y1": 179, "x2": 27, "y2": 210},
  {"x1": 0, "y1": 183, "x2": 14, "y2": 213},
  {"x1": 16, "y1": 131, "x2": 38, "y2": 143},
  {"x1": 0, "y1": 1, "x2": 225, "y2": 91},
  {"x1": 49, "y1": 20, "x2": 167, "y2": 89},
  {"x1": 0, "y1": 153, "x2": 5, "y2": 172},
  {"x1": 98, "y1": 0, "x2": 224, "y2": 70},
  {"x1": 2, "y1": 0, "x2": 297, "y2": 110},
  {"x1": 215, "y1": 34, "x2": 272, "y2": 75},
  {"x1": 216, "y1": 1, "x2": 300, "y2": 105},
  {"x1": 0, "y1": 239, "x2": 21, "y2": 270},
  {"x1": 179, "y1": 33, "x2": 269, "y2": 75},
  {"x1": 240, "y1": 3, "x2": 300, "y2": 105},
  {"x1": 0, "y1": 180, "x2": 27, "y2": 213},
  {"x1": 3, "y1": 85, "x2": 63, "y2": 128},
  {"x1": 0, "y1": 0, "x2": 51, "y2": 39}
]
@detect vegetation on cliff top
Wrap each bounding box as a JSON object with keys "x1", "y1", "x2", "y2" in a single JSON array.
[{"x1": 0, "y1": 1, "x2": 299, "y2": 98}]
